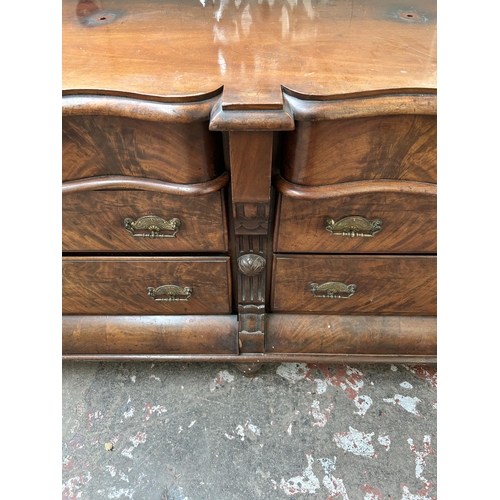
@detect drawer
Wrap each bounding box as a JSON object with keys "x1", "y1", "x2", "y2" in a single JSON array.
[
  {"x1": 271, "y1": 255, "x2": 436, "y2": 315},
  {"x1": 62, "y1": 116, "x2": 222, "y2": 183},
  {"x1": 282, "y1": 115, "x2": 436, "y2": 185},
  {"x1": 62, "y1": 257, "x2": 232, "y2": 315},
  {"x1": 62, "y1": 190, "x2": 227, "y2": 252},
  {"x1": 274, "y1": 185, "x2": 436, "y2": 253}
]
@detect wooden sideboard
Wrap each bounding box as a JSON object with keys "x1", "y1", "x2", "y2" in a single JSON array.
[{"x1": 62, "y1": 0, "x2": 437, "y2": 369}]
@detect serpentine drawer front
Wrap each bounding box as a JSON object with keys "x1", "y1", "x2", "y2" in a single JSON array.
[
  {"x1": 62, "y1": 257, "x2": 232, "y2": 315},
  {"x1": 63, "y1": 115, "x2": 222, "y2": 184},
  {"x1": 62, "y1": 0, "x2": 437, "y2": 365},
  {"x1": 281, "y1": 114, "x2": 437, "y2": 185}
]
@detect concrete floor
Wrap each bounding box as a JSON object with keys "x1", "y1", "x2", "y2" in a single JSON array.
[{"x1": 62, "y1": 362, "x2": 437, "y2": 500}]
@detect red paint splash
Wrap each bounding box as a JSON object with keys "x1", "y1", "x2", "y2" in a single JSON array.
[
  {"x1": 361, "y1": 483, "x2": 385, "y2": 499},
  {"x1": 406, "y1": 365, "x2": 437, "y2": 388}
]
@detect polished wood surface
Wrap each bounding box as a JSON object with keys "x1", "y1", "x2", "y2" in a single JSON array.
[
  {"x1": 62, "y1": 257, "x2": 232, "y2": 315},
  {"x1": 63, "y1": 315, "x2": 238, "y2": 355},
  {"x1": 266, "y1": 315, "x2": 436, "y2": 355},
  {"x1": 272, "y1": 255, "x2": 436, "y2": 315},
  {"x1": 282, "y1": 115, "x2": 437, "y2": 185},
  {"x1": 63, "y1": 190, "x2": 227, "y2": 252},
  {"x1": 63, "y1": 0, "x2": 436, "y2": 107},
  {"x1": 275, "y1": 185, "x2": 436, "y2": 254},
  {"x1": 63, "y1": 116, "x2": 222, "y2": 183},
  {"x1": 62, "y1": 171, "x2": 229, "y2": 196}
]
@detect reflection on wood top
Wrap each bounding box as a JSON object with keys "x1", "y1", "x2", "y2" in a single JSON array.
[{"x1": 63, "y1": 0, "x2": 436, "y2": 108}]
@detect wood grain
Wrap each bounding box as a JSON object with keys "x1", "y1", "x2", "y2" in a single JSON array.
[
  {"x1": 272, "y1": 255, "x2": 436, "y2": 315},
  {"x1": 63, "y1": 315, "x2": 238, "y2": 355},
  {"x1": 62, "y1": 94, "x2": 221, "y2": 121},
  {"x1": 63, "y1": 116, "x2": 223, "y2": 183},
  {"x1": 274, "y1": 184, "x2": 436, "y2": 253},
  {"x1": 62, "y1": 257, "x2": 232, "y2": 315},
  {"x1": 63, "y1": 0, "x2": 436, "y2": 107},
  {"x1": 266, "y1": 315, "x2": 436, "y2": 355},
  {"x1": 63, "y1": 190, "x2": 227, "y2": 252},
  {"x1": 282, "y1": 115, "x2": 437, "y2": 185}
]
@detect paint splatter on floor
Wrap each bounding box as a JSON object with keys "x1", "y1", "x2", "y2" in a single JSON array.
[{"x1": 63, "y1": 362, "x2": 437, "y2": 499}]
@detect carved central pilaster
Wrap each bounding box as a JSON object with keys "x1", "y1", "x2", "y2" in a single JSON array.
[{"x1": 228, "y1": 131, "x2": 274, "y2": 354}]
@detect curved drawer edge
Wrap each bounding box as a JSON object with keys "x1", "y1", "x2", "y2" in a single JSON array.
[
  {"x1": 283, "y1": 89, "x2": 437, "y2": 121},
  {"x1": 62, "y1": 91, "x2": 223, "y2": 123},
  {"x1": 63, "y1": 171, "x2": 230, "y2": 196},
  {"x1": 273, "y1": 176, "x2": 436, "y2": 200}
]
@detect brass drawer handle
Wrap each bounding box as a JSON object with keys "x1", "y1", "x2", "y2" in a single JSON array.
[
  {"x1": 147, "y1": 284, "x2": 192, "y2": 302},
  {"x1": 310, "y1": 282, "x2": 356, "y2": 299},
  {"x1": 325, "y1": 216, "x2": 382, "y2": 238},
  {"x1": 124, "y1": 216, "x2": 181, "y2": 238}
]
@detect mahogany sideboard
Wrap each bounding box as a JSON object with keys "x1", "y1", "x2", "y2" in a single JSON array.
[{"x1": 62, "y1": 0, "x2": 437, "y2": 370}]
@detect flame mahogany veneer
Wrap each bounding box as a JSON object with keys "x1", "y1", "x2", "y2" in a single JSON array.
[{"x1": 62, "y1": 0, "x2": 437, "y2": 364}]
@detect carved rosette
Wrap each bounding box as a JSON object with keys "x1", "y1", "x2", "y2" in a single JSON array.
[{"x1": 237, "y1": 254, "x2": 267, "y2": 276}]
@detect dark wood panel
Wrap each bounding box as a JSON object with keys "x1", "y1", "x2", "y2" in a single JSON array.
[
  {"x1": 62, "y1": 257, "x2": 232, "y2": 315},
  {"x1": 282, "y1": 115, "x2": 436, "y2": 185},
  {"x1": 229, "y1": 132, "x2": 274, "y2": 203},
  {"x1": 63, "y1": 190, "x2": 227, "y2": 252},
  {"x1": 272, "y1": 255, "x2": 436, "y2": 315},
  {"x1": 266, "y1": 315, "x2": 436, "y2": 355},
  {"x1": 62, "y1": 116, "x2": 222, "y2": 183},
  {"x1": 63, "y1": 315, "x2": 238, "y2": 355},
  {"x1": 275, "y1": 187, "x2": 436, "y2": 253}
]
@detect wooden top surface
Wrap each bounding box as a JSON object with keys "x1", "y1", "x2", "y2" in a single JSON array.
[{"x1": 63, "y1": 0, "x2": 436, "y2": 108}]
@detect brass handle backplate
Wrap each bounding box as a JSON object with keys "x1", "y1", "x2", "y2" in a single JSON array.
[
  {"x1": 124, "y1": 216, "x2": 181, "y2": 238},
  {"x1": 147, "y1": 284, "x2": 192, "y2": 302},
  {"x1": 325, "y1": 216, "x2": 382, "y2": 238},
  {"x1": 310, "y1": 282, "x2": 356, "y2": 299}
]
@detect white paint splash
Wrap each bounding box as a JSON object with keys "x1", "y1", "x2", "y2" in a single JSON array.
[
  {"x1": 276, "y1": 364, "x2": 373, "y2": 416},
  {"x1": 318, "y1": 457, "x2": 349, "y2": 500},
  {"x1": 87, "y1": 410, "x2": 103, "y2": 429},
  {"x1": 123, "y1": 407, "x2": 135, "y2": 419},
  {"x1": 314, "y1": 379, "x2": 328, "y2": 394},
  {"x1": 383, "y1": 394, "x2": 421, "y2": 416},
  {"x1": 377, "y1": 435, "x2": 391, "y2": 451},
  {"x1": 130, "y1": 376, "x2": 136, "y2": 383},
  {"x1": 400, "y1": 381, "x2": 414, "y2": 389},
  {"x1": 333, "y1": 427, "x2": 376, "y2": 458},
  {"x1": 408, "y1": 435, "x2": 434, "y2": 481},
  {"x1": 279, "y1": 453, "x2": 321, "y2": 495},
  {"x1": 188, "y1": 420, "x2": 197, "y2": 428},
  {"x1": 121, "y1": 431, "x2": 147, "y2": 459},
  {"x1": 354, "y1": 395, "x2": 373, "y2": 416},
  {"x1": 143, "y1": 404, "x2": 167, "y2": 421},
  {"x1": 106, "y1": 465, "x2": 117, "y2": 477},
  {"x1": 286, "y1": 424, "x2": 293, "y2": 436},
  {"x1": 119, "y1": 471, "x2": 129, "y2": 483},
  {"x1": 105, "y1": 487, "x2": 134, "y2": 499},
  {"x1": 210, "y1": 370, "x2": 235, "y2": 392},
  {"x1": 229, "y1": 421, "x2": 261, "y2": 441},
  {"x1": 310, "y1": 400, "x2": 334, "y2": 428},
  {"x1": 61, "y1": 473, "x2": 92, "y2": 498},
  {"x1": 149, "y1": 374, "x2": 161, "y2": 382}
]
